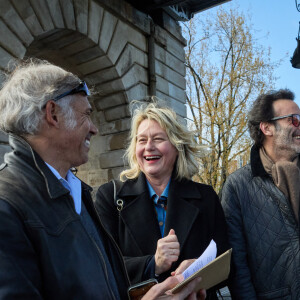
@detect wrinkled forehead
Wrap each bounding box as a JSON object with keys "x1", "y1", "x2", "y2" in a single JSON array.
[
  {"x1": 273, "y1": 99, "x2": 300, "y2": 116},
  {"x1": 136, "y1": 118, "x2": 167, "y2": 136}
]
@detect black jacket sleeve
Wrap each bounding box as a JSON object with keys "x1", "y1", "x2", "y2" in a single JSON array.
[{"x1": 0, "y1": 199, "x2": 43, "y2": 299}]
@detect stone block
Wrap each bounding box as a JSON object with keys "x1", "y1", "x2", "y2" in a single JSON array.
[
  {"x1": 156, "y1": 91, "x2": 187, "y2": 118},
  {"x1": 155, "y1": 60, "x2": 186, "y2": 90},
  {"x1": 88, "y1": 1, "x2": 104, "y2": 44},
  {"x1": 94, "y1": 91, "x2": 127, "y2": 111},
  {"x1": 99, "y1": 11, "x2": 117, "y2": 53},
  {"x1": 96, "y1": 0, "x2": 150, "y2": 35},
  {"x1": 109, "y1": 131, "x2": 129, "y2": 151},
  {"x1": 99, "y1": 118, "x2": 131, "y2": 135},
  {"x1": 59, "y1": 0, "x2": 76, "y2": 30},
  {"x1": 159, "y1": 10, "x2": 186, "y2": 44},
  {"x1": 115, "y1": 43, "x2": 148, "y2": 76},
  {"x1": 154, "y1": 26, "x2": 185, "y2": 63},
  {"x1": 12, "y1": 0, "x2": 44, "y2": 36},
  {"x1": 126, "y1": 83, "x2": 148, "y2": 102},
  {"x1": 104, "y1": 104, "x2": 130, "y2": 122},
  {"x1": 156, "y1": 75, "x2": 186, "y2": 103},
  {"x1": 0, "y1": 131, "x2": 8, "y2": 143},
  {"x1": 91, "y1": 78, "x2": 124, "y2": 95},
  {"x1": 88, "y1": 169, "x2": 109, "y2": 188},
  {"x1": 0, "y1": 47, "x2": 14, "y2": 69},
  {"x1": 100, "y1": 149, "x2": 125, "y2": 168},
  {"x1": 46, "y1": 0, "x2": 64, "y2": 28},
  {"x1": 73, "y1": 0, "x2": 88, "y2": 35},
  {"x1": 77, "y1": 55, "x2": 112, "y2": 75},
  {"x1": 86, "y1": 66, "x2": 119, "y2": 86},
  {"x1": 70, "y1": 46, "x2": 104, "y2": 65},
  {"x1": 107, "y1": 20, "x2": 146, "y2": 65},
  {"x1": 121, "y1": 64, "x2": 148, "y2": 90},
  {"x1": 89, "y1": 135, "x2": 107, "y2": 157},
  {"x1": 0, "y1": 20, "x2": 26, "y2": 58},
  {"x1": 108, "y1": 166, "x2": 127, "y2": 181},
  {"x1": 61, "y1": 38, "x2": 96, "y2": 56},
  {"x1": 154, "y1": 44, "x2": 185, "y2": 77},
  {"x1": 0, "y1": 0, "x2": 33, "y2": 46},
  {"x1": 47, "y1": 32, "x2": 83, "y2": 50},
  {"x1": 76, "y1": 168, "x2": 108, "y2": 188},
  {"x1": 30, "y1": 0, "x2": 54, "y2": 32},
  {"x1": 0, "y1": 144, "x2": 11, "y2": 164}
]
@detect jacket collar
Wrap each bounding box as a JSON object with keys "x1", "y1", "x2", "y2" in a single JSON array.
[
  {"x1": 117, "y1": 172, "x2": 201, "y2": 254},
  {"x1": 8, "y1": 134, "x2": 92, "y2": 199},
  {"x1": 250, "y1": 144, "x2": 273, "y2": 178}
]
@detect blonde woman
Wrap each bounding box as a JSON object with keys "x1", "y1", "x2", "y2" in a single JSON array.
[{"x1": 96, "y1": 101, "x2": 229, "y2": 300}]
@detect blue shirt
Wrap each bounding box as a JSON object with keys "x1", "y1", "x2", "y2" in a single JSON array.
[
  {"x1": 45, "y1": 163, "x2": 82, "y2": 214},
  {"x1": 147, "y1": 180, "x2": 170, "y2": 237}
]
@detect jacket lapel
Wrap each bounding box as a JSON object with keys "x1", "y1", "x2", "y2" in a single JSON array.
[
  {"x1": 118, "y1": 173, "x2": 161, "y2": 254},
  {"x1": 164, "y1": 179, "x2": 201, "y2": 251}
]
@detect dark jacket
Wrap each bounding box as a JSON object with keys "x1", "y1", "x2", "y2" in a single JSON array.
[
  {"x1": 96, "y1": 172, "x2": 229, "y2": 298},
  {"x1": 221, "y1": 145, "x2": 300, "y2": 300},
  {"x1": 0, "y1": 135, "x2": 130, "y2": 299}
]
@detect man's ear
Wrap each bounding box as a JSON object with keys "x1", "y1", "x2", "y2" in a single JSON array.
[
  {"x1": 45, "y1": 101, "x2": 60, "y2": 128},
  {"x1": 260, "y1": 121, "x2": 274, "y2": 137}
]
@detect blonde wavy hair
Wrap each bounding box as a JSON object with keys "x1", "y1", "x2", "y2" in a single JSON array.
[{"x1": 120, "y1": 100, "x2": 203, "y2": 181}]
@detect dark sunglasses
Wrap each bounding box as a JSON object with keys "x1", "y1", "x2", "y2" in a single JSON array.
[
  {"x1": 270, "y1": 114, "x2": 300, "y2": 127},
  {"x1": 53, "y1": 81, "x2": 90, "y2": 101}
]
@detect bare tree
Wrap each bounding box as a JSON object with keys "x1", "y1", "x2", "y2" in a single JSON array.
[{"x1": 183, "y1": 7, "x2": 279, "y2": 192}]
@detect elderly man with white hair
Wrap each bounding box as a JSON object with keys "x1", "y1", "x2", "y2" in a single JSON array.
[{"x1": 0, "y1": 59, "x2": 205, "y2": 300}]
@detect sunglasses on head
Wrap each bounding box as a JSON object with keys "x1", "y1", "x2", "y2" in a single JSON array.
[
  {"x1": 53, "y1": 81, "x2": 90, "y2": 102},
  {"x1": 270, "y1": 114, "x2": 300, "y2": 127}
]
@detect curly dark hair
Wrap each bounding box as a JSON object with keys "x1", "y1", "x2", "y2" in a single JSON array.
[{"x1": 248, "y1": 89, "x2": 295, "y2": 147}]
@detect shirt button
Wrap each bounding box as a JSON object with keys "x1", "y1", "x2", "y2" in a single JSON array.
[{"x1": 159, "y1": 221, "x2": 163, "y2": 226}]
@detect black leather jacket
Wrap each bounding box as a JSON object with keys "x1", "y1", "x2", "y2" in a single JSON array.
[
  {"x1": 222, "y1": 145, "x2": 300, "y2": 300},
  {"x1": 0, "y1": 135, "x2": 130, "y2": 299}
]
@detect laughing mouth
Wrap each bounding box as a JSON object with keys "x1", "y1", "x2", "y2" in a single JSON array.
[{"x1": 145, "y1": 155, "x2": 161, "y2": 161}]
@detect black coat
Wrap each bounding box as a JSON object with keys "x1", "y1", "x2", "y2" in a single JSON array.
[
  {"x1": 0, "y1": 135, "x2": 130, "y2": 299},
  {"x1": 222, "y1": 145, "x2": 300, "y2": 300},
  {"x1": 96, "y1": 172, "x2": 229, "y2": 297}
]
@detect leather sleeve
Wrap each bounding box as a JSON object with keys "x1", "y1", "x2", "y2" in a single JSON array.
[
  {"x1": 0, "y1": 199, "x2": 43, "y2": 299},
  {"x1": 221, "y1": 175, "x2": 258, "y2": 300}
]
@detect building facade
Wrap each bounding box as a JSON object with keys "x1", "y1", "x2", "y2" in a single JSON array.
[{"x1": 0, "y1": 0, "x2": 228, "y2": 188}]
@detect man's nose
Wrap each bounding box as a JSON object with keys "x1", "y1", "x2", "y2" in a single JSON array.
[{"x1": 90, "y1": 121, "x2": 98, "y2": 135}]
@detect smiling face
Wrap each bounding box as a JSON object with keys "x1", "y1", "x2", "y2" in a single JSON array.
[
  {"x1": 58, "y1": 94, "x2": 98, "y2": 169},
  {"x1": 271, "y1": 99, "x2": 300, "y2": 160},
  {"x1": 135, "y1": 119, "x2": 178, "y2": 182}
]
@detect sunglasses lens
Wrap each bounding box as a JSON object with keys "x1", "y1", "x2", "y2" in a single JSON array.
[
  {"x1": 292, "y1": 115, "x2": 300, "y2": 127},
  {"x1": 81, "y1": 82, "x2": 90, "y2": 96}
]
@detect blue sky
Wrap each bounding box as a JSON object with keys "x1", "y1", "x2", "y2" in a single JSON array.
[{"x1": 201, "y1": 0, "x2": 300, "y2": 106}]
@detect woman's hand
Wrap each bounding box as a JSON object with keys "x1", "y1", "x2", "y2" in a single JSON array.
[
  {"x1": 155, "y1": 229, "x2": 180, "y2": 275},
  {"x1": 171, "y1": 259, "x2": 196, "y2": 276},
  {"x1": 141, "y1": 275, "x2": 206, "y2": 300}
]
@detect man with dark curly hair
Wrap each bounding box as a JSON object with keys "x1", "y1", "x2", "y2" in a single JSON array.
[{"x1": 222, "y1": 89, "x2": 300, "y2": 299}]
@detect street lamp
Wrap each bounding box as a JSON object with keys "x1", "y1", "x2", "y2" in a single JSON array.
[{"x1": 291, "y1": 0, "x2": 300, "y2": 68}]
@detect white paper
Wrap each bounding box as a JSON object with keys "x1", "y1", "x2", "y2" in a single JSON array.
[{"x1": 182, "y1": 240, "x2": 217, "y2": 280}]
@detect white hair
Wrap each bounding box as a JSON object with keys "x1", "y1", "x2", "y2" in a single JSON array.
[{"x1": 0, "y1": 59, "x2": 81, "y2": 135}]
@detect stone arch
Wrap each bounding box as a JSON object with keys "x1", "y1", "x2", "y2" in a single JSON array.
[{"x1": 0, "y1": 0, "x2": 150, "y2": 187}]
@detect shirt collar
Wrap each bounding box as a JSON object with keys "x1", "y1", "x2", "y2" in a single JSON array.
[
  {"x1": 147, "y1": 179, "x2": 170, "y2": 204},
  {"x1": 45, "y1": 162, "x2": 82, "y2": 214}
]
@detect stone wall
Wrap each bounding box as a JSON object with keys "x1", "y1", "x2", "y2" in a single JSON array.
[{"x1": 0, "y1": 0, "x2": 186, "y2": 188}]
